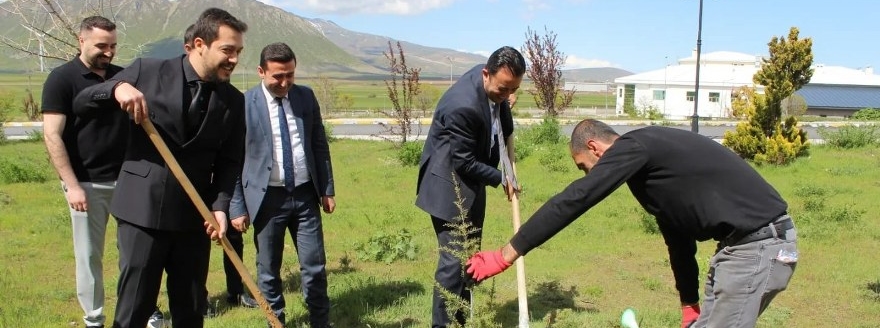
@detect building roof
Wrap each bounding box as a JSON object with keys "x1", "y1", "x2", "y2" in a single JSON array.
[
  {"x1": 808, "y1": 65, "x2": 880, "y2": 85},
  {"x1": 678, "y1": 51, "x2": 761, "y2": 65},
  {"x1": 615, "y1": 51, "x2": 880, "y2": 88},
  {"x1": 795, "y1": 84, "x2": 880, "y2": 110}
]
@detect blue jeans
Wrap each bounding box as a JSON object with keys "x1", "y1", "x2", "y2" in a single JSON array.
[
  {"x1": 63, "y1": 181, "x2": 115, "y2": 327},
  {"x1": 693, "y1": 218, "x2": 798, "y2": 327},
  {"x1": 253, "y1": 184, "x2": 330, "y2": 327}
]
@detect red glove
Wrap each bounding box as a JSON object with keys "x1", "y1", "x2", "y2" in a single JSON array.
[
  {"x1": 466, "y1": 250, "x2": 512, "y2": 282},
  {"x1": 681, "y1": 304, "x2": 701, "y2": 328}
]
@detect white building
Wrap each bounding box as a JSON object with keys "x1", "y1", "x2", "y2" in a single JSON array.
[{"x1": 614, "y1": 51, "x2": 880, "y2": 119}]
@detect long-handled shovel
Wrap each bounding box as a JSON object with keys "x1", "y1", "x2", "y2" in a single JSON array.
[
  {"x1": 499, "y1": 136, "x2": 529, "y2": 328},
  {"x1": 141, "y1": 120, "x2": 283, "y2": 328}
]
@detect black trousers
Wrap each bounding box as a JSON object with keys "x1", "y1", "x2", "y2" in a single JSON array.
[
  {"x1": 112, "y1": 219, "x2": 210, "y2": 328},
  {"x1": 222, "y1": 224, "x2": 246, "y2": 296},
  {"x1": 431, "y1": 190, "x2": 485, "y2": 328}
]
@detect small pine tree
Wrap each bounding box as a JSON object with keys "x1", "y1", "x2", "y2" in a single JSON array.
[
  {"x1": 436, "y1": 173, "x2": 484, "y2": 328},
  {"x1": 724, "y1": 27, "x2": 813, "y2": 164}
]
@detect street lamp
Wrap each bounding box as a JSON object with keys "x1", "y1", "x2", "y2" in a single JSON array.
[
  {"x1": 691, "y1": 0, "x2": 704, "y2": 133},
  {"x1": 664, "y1": 56, "x2": 668, "y2": 114}
]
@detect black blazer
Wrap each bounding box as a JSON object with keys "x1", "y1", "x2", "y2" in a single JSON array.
[
  {"x1": 415, "y1": 64, "x2": 514, "y2": 221},
  {"x1": 73, "y1": 56, "x2": 245, "y2": 231}
]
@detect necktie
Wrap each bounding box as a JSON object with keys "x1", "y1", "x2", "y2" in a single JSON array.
[
  {"x1": 494, "y1": 104, "x2": 516, "y2": 188},
  {"x1": 187, "y1": 81, "x2": 211, "y2": 136},
  {"x1": 276, "y1": 97, "x2": 295, "y2": 193}
]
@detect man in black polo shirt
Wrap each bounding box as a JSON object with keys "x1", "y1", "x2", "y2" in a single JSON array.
[
  {"x1": 41, "y1": 16, "x2": 127, "y2": 328},
  {"x1": 467, "y1": 119, "x2": 798, "y2": 328}
]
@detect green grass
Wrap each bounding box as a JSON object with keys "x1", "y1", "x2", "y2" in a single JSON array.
[{"x1": 3, "y1": 133, "x2": 880, "y2": 327}]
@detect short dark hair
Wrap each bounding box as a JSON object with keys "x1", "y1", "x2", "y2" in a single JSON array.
[
  {"x1": 191, "y1": 8, "x2": 247, "y2": 47},
  {"x1": 80, "y1": 16, "x2": 116, "y2": 33},
  {"x1": 485, "y1": 46, "x2": 526, "y2": 77},
  {"x1": 570, "y1": 119, "x2": 620, "y2": 153},
  {"x1": 183, "y1": 23, "x2": 195, "y2": 46},
  {"x1": 259, "y1": 42, "x2": 296, "y2": 69}
]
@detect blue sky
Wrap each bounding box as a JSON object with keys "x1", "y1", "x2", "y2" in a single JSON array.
[{"x1": 257, "y1": 0, "x2": 875, "y2": 73}]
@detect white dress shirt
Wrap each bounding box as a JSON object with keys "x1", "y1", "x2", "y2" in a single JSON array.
[{"x1": 263, "y1": 84, "x2": 311, "y2": 188}]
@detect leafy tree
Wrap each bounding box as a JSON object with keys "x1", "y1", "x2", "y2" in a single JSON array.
[
  {"x1": 522, "y1": 26, "x2": 574, "y2": 117},
  {"x1": 312, "y1": 75, "x2": 339, "y2": 118},
  {"x1": 724, "y1": 27, "x2": 813, "y2": 165},
  {"x1": 752, "y1": 26, "x2": 814, "y2": 135},
  {"x1": 381, "y1": 41, "x2": 422, "y2": 145}
]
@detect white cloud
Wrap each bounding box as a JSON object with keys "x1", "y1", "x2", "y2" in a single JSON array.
[
  {"x1": 469, "y1": 50, "x2": 492, "y2": 58},
  {"x1": 262, "y1": 0, "x2": 458, "y2": 15},
  {"x1": 522, "y1": 0, "x2": 550, "y2": 12},
  {"x1": 565, "y1": 55, "x2": 617, "y2": 69}
]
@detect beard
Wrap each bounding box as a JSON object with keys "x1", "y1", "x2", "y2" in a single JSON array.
[
  {"x1": 207, "y1": 63, "x2": 236, "y2": 83},
  {"x1": 89, "y1": 54, "x2": 112, "y2": 69}
]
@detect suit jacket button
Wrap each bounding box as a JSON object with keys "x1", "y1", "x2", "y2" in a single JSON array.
[
  {"x1": 261, "y1": 187, "x2": 266, "y2": 192},
  {"x1": 267, "y1": 166, "x2": 271, "y2": 170}
]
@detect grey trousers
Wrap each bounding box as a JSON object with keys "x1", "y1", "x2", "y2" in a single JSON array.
[
  {"x1": 63, "y1": 181, "x2": 115, "y2": 327},
  {"x1": 693, "y1": 219, "x2": 798, "y2": 328}
]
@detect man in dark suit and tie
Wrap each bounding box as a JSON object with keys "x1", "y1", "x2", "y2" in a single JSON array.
[
  {"x1": 229, "y1": 42, "x2": 336, "y2": 327},
  {"x1": 72, "y1": 8, "x2": 247, "y2": 328},
  {"x1": 415, "y1": 46, "x2": 526, "y2": 327}
]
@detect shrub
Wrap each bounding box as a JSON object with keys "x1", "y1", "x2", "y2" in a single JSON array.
[
  {"x1": 537, "y1": 146, "x2": 570, "y2": 173},
  {"x1": 637, "y1": 209, "x2": 660, "y2": 235},
  {"x1": 396, "y1": 141, "x2": 423, "y2": 166},
  {"x1": 25, "y1": 130, "x2": 43, "y2": 142},
  {"x1": 0, "y1": 158, "x2": 49, "y2": 184},
  {"x1": 520, "y1": 117, "x2": 563, "y2": 146},
  {"x1": 0, "y1": 95, "x2": 8, "y2": 145},
  {"x1": 819, "y1": 125, "x2": 880, "y2": 149},
  {"x1": 754, "y1": 129, "x2": 801, "y2": 165},
  {"x1": 354, "y1": 229, "x2": 418, "y2": 264},
  {"x1": 322, "y1": 120, "x2": 336, "y2": 143},
  {"x1": 515, "y1": 117, "x2": 564, "y2": 161},
  {"x1": 851, "y1": 108, "x2": 880, "y2": 121},
  {"x1": 725, "y1": 121, "x2": 807, "y2": 165}
]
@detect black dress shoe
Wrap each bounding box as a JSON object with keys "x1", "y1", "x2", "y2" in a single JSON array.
[{"x1": 227, "y1": 293, "x2": 259, "y2": 308}]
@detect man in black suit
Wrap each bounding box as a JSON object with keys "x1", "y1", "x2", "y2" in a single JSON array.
[
  {"x1": 229, "y1": 42, "x2": 336, "y2": 327},
  {"x1": 73, "y1": 8, "x2": 248, "y2": 328},
  {"x1": 415, "y1": 46, "x2": 526, "y2": 327},
  {"x1": 467, "y1": 120, "x2": 798, "y2": 328}
]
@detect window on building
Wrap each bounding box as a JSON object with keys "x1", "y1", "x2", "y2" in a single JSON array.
[
  {"x1": 653, "y1": 90, "x2": 666, "y2": 100},
  {"x1": 686, "y1": 91, "x2": 696, "y2": 102},
  {"x1": 709, "y1": 92, "x2": 720, "y2": 102}
]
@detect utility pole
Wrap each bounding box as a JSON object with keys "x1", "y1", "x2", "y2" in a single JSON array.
[
  {"x1": 691, "y1": 0, "x2": 704, "y2": 133},
  {"x1": 445, "y1": 56, "x2": 453, "y2": 82}
]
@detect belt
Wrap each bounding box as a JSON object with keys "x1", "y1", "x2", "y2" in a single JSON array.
[{"x1": 724, "y1": 217, "x2": 794, "y2": 246}]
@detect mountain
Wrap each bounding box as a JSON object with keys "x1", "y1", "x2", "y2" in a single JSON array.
[
  {"x1": 0, "y1": 0, "x2": 630, "y2": 81},
  {"x1": 0, "y1": 0, "x2": 388, "y2": 77},
  {"x1": 306, "y1": 18, "x2": 487, "y2": 79},
  {"x1": 562, "y1": 67, "x2": 633, "y2": 82}
]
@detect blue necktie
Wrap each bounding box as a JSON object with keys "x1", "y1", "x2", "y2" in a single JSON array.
[{"x1": 276, "y1": 97, "x2": 295, "y2": 193}]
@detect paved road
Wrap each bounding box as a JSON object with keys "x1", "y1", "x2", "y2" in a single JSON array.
[{"x1": 3, "y1": 121, "x2": 831, "y2": 140}]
